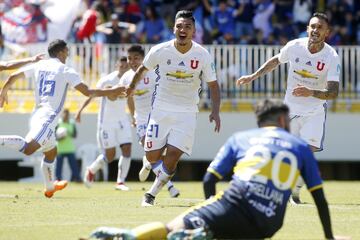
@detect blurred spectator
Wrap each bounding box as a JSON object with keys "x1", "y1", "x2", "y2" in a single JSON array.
[
  {"x1": 211, "y1": 0, "x2": 236, "y2": 44},
  {"x1": 234, "y1": 0, "x2": 255, "y2": 44},
  {"x1": 273, "y1": 0, "x2": 293, "y2": 21},
  {"x1": 125, "y1": 0, "x2": 142, "y2": 23},
  {"x1": 252, "y1": 0, "x2": 275, "y2": 39},
  {"x1": 55, "y1": 109, "x2": 81, "y2": 182},
  {"x1": 96, "y1": 13, "x2": 136, "y2": 43},
  {"x1": 136, "y1": 6, "x2": 167, "y2": 43},
  {"x1": 292, "y1": 0, "x2": 313, "y2": 31},
  {"x1": 76, "y1": 1, "x2": 102, "y2": 42}
]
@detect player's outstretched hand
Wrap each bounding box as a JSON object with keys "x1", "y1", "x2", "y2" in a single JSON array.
[
  {"x1": 111, "y1": 85, "x2": 126, "y2": 98},
  {"x1": 292, "y1": 84, "x2": 313, "y2": 97},
  {"x1": 0, "y1": 92, "x2": 8, "y2": 108},
  {"x1": 236, "y1": 74, "x2": 256, "y2": 86},
  {"x1": 32, "y1": 53, "x2": 46, "y2": 62},
  {"x1": 209, "y1": 112, "x2": 221, "y2": 132},
  {"x1": 126, "y1": 87, "x2": 134, "y2": 97}
]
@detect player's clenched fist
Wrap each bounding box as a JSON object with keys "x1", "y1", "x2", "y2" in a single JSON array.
[{"x1": 236, "y1": 74, "x2": 256, "y2": 86}]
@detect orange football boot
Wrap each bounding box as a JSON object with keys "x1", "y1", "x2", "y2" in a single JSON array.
[{"x1": 44, "y1": 180, "x2": 68, "y2": 198}]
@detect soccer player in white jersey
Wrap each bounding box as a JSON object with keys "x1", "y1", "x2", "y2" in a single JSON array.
[
  {"x1": 236, "y1": 12, "x2": 341, "y2": 204},
  {"x1": 121, "y1": 45, "x2": 180, "y2": 198},
  {"x1": 126, "y1": 10, "x2": 221, "y2": 206},
  {"x1": 0, "y1": 39, "x2": 125, "y2": 198},
  {"x1": 76, "y1": 56, "x2": 133, "y2": 191}
]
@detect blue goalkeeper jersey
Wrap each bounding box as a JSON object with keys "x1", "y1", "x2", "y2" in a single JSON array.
[{"x1": 213, "y1": 126, "x2": 323, "y2": 235}]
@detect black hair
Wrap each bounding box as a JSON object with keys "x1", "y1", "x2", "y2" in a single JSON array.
[
  {"x1": 312, "y1": 12, "x2": 329, "y2": 25},
  {"x1": 127, "y1": 45, "x2": 145, "y2": 57},
  {"x1": 175, "y1": 10, "x2": 195, "y2": 24},
  {"x1": 119, "y1": 56, "x2": 127, "y2": 62},
  {"x1": 255, "y1": 99, "x2": 289, "y2": 127},
  {"x1": 48, "y1": 39, "x2": 67, "y2": 58}
]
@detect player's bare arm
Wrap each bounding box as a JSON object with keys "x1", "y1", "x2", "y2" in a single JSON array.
[
  {"x1": 126, "y1": 65, "x2": 148, "y2": 96},
  {"x1": 75, "y1": 97, "x2": 93, "y2": 123},
  {"x1": 0, "y1": 53, "x2": 45, "y2": 71},
  {"x1": 127, "y1": 96, "x2": 136, "y2": 127},
  {"x1": 292, "y1": 81, "x2": 339, "y2": 100},
  {"x1": 75, "y1": 83, "x2": 126, "y2": 98},
  {"x1": 207, "y1": 81, "x2": 221, "y2": 132},
  {"x1": 0, "y1": 72, "x2": 26, "y2": 107},
  {"x1": 236, "y1": 55, "x2": 281, "y2": 86}
]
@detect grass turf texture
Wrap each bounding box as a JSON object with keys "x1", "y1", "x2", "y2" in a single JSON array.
[{"x1": 0, "y1": 181, "x2": 359, "y2": 240}]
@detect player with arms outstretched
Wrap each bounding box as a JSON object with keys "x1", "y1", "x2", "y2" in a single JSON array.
[
  {"x1": 120, "y1": 45, "x2": 180, "y2": 198},
  {"x1": 237, "y1": 12, "x2": 341, "y2": 204},
  {"x1": 0, "y1": 39, "x2": 125, "y2": 197},
  {"x1": 126, "y1": 10, "x2": 221, "y2": 206}
]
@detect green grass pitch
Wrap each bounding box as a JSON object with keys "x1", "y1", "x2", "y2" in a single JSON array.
[{"x1": 0, "y1": 181, "x2": 359, "y2": 240}]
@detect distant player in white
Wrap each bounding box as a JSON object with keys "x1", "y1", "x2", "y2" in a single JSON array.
[
  {"x1": 0, "y1": 39, "x2": 125, "y2": 198},
  {"x1": 127, "y1": 10, "x2": 221, "y2": 206},
  {"x1": 121, "y1": 45, "x2": 180, "y2": 198},
  {"x1": 237, "y1": 12, "x2": 341, "y2": 204},
  {"x1": 76, "y1": 56, "x2": 133, "y2": 191}
]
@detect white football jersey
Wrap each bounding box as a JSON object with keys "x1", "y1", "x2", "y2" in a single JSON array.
[
  {"x1": 23, "y1": 58, "x2": 81, "y2": 120},
  {"x1": 121, "y1": 69, "x2": 156, "y2": 124},
  {"x1": 143, "y1": 39, "x2": 217, "y2": 112},
  {"x1": 278, "y1": 37, "x2": 341, "y2": 115},
  {"x1": 96, "y1": 71, "x2": 127, "y2": 125}
]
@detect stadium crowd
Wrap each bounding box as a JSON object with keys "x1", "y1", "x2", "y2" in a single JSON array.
[{"x1": 69, "y1": 0, "x2": 360, "y2": 45}]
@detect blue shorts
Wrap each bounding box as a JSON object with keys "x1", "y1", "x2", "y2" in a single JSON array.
[{"x1": 183, "y1": 194, "x2": 265, "y2": 239}]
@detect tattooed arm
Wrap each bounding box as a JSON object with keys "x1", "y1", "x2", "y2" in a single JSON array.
[
  {"x1": 236, "y1": 55, "x2": 281, "y2": 85},
  {"x1": 292, "y1": 81, "x2": 339, "y2": 100}
]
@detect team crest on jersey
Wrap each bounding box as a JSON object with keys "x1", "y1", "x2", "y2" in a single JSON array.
[
  {"x1": 190, "y1": 60, "x2": 199, "y2": 69},
  {"x1": 143, "y1": 77, "x2": 150, "y2": 84},
  {"x1": 146, "y1": 141, "x2": 153, "y2": 148},
  {"x1": 316, "y1": 61, "x2": 325, "y2": 71},
  {"x1": 167, "y1": 59, "x2": 171, "y2": 65}
]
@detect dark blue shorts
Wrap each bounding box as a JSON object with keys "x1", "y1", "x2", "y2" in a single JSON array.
[{"x1": 183, "y1": 195, "x2": 264, "y2": 239}]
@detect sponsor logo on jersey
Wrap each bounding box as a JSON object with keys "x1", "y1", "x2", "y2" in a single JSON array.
[
  {"x1": 178, "y1": 61, "x2": 185, "y2": 66},
  {"x1": 167, "y1": 59, "x2": 171, "y2": 65},
  {"x1": 295, "y1": 57, "x2": 299, "y2": 63},
  {"x1": 306, "y1": 61, "x2": 312, "y2": 66},
  {"x1": 293, "y1": 69, "x2": 318, "y2": 79},
  {"x1": 166, "y1": 71, "x2": 194, "y2": 79}
]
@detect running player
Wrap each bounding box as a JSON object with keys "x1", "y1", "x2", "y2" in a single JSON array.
[
  {"x1": 0, "y1": 39, "x2": 125, "y2": 198},
  {"x1": 236, "y1": 12, "x2": 341, "y2": 204},
  {"x1": 76, "y1": 56, "x2": 133, "y2": 191},
  {"x1": 126, "y1": 10, "x2": 221, "y2": 206}
]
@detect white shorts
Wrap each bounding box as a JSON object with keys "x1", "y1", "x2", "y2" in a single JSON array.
[
  {"x1": 144, "y1": 109, "x2": 197, "y2": 155},
  {"x1": 26, "y1": 111, "x2": 57, "y2": 152},
  {"x1": 97, "y1": 118, "x2": 132, "y2": 149},
  {"x1": 290, "y1": 112, "x2": 326, "y2": 151},
  {"x1": 136, "y1": 123, "x2": 147, "y2": 143}
]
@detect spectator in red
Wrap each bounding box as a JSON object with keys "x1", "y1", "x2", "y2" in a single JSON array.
[{"x1": 76, "y1": 1, "x2": 101, "y2": 42}]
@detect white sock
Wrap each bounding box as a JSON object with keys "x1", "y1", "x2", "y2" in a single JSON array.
[
  {"x1": 148, "y1": 163, "x2": 173, "y2": 197},
  {"x1": 88, "y1": 154, "x2": 106, "y2": 174},
  {"x1": 41, "y1": 158, "x2": 55, "y2": 190},
  {"x1": 0, "y1": 135, "x2": 27, "y2": 152},
  {"x1": 293, "y1": 176, "x2": 304, "y2": 196},
  {"x1": 143, "y1": 155, "x2": 152, "y2": 169},
  {"x1": 117, "y1": 156, "x2": 131, "y2": 183},
  {"x1": 166, "y1": 181, "x2": 174, "y2": 189}
]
